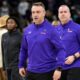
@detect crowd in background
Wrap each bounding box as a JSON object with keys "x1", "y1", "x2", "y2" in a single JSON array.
[{"x1": 0, "y1": 0, "x2": 80, "y2": 29}]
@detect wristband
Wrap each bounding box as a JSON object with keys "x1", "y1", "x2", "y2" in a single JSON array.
[{"x1": 73, "y1": 54, "x2": 77, "y2": 59}]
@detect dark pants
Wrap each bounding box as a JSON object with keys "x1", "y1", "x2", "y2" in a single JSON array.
[
  {"x1": 6, "y1": 67, "x2": 20, "y2": 80},
  {"x1": 60, "y1": 68, "x2": 80, "y2": 80},
  {"x1": 26, "y1": 70, "x2": 54, "y2": 80}
]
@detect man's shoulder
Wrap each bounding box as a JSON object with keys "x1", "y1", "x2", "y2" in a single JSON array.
[
  {"x1": 2, "y1": 32, "x2": 8, "y2": 39},
  {"x1": 70, "y1": 21, "x2": 80, "y2": 33},
  {"x1": 72, "y1": 21, "x2": 80, "y2": 29}
]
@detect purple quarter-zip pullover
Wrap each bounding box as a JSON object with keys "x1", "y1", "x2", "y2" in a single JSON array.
[
  {"x1": 19, "y1": 19, "x2": 65, "y2": 73},
  {"x1": 56, "y1": 20, "x2": 80, "y2": 70}
]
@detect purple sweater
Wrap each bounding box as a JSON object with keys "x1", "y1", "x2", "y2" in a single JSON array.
[
  {"x1": 19, "y1": 20, "x2": 66, "y2": 73},
  {"x1": 56, "y1": 20, "x2": 80, "y2": 70}
]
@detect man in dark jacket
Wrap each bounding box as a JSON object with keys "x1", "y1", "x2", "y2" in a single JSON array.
[{"x1": 2, "y1": 17, "x2": 22, "y2": 80}]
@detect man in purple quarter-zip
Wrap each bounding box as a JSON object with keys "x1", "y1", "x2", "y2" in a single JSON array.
[
  {"x1": 19, "y1": 2, "x2": 66, "y2": 80},
  {"x1": 57, "y1": 5, "x2": 80, "y2": 80}
]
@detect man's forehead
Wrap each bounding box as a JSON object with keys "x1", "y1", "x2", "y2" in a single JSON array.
[
  {"x1": 59, "y1": 6, "x2": 70, "y2": 12},
  {"x1": 31, "y1": 6, "x2": 44, "y2": 11}
]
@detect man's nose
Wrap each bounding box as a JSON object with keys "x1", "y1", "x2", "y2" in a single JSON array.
[{"x1": 61, "y1": 13, "x2": 65, "y2": 16}]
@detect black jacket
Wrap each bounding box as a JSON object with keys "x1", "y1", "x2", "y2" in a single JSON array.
[{"x1": 2, "y1": 29, "x2": 22, "y2": 69}]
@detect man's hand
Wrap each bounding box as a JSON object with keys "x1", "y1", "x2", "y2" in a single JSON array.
[
  {"x1": 74, "y1": 52, "x2": 80, "y2": 58},
  {"x1": 53, "y1": 70, "x2": 61, "y2": 80},
  {"x1": 65, "y1": 55, "x2": 75, "y2": 65},
  {"x1": 19, "y1": 68, "x2": 26, "y2": 77}
]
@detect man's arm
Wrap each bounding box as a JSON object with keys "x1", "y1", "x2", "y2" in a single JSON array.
[
  {"x1": 19, "y1": 32, "x2": 28, "y2": 77},
  {"x1": 50, "y1": 28, "x2": 66, "y2": 68},
  {"x1": 65, "y1": 26, "x2": 80, "y2": 65},
  {"x1": 76, "y1": 26, "x2": 80, "y2": 56},
  {"x1": 49, "y1": 28, "x2": 66, "y2": 80}
]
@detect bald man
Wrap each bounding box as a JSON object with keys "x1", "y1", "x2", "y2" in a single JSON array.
[{"x1": 56, "y1": 5, "x2": 80, "y2": 80}]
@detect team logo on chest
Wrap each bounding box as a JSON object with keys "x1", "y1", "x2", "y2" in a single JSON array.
[
  {"x1": 28, "y1": 31, "x2": 32, "y2": 34},
  {"x1": 40, "y1": 29, "x2": 47, "y2": 35},
  {"x1": 67, "y1": 28, "x2": 73, "y2": 32}
]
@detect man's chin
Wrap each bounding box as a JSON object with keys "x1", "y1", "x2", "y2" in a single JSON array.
[
  {"x1": 61, "y1": 20, "x2": 68, "y2": 24},
  {"x1": 34, "y1": 21, "x2": 39, "y2": 24}
]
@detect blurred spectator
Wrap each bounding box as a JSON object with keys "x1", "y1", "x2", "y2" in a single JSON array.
[
  {"x1": 0, "y1": 0, "x2": 79, "y2": 25},
  {"x1": 47, "y1": 0, "x2": 56, "y2": 13},
  {"x1": 0, "y1": 1, "x2": 9, "y2": 16},
  {"x1": 2, "y1": 17, "x2": 22, "y2": 80},
  {"x1": 45, "y1": 10, "x2": 53, "y2": 22},
  {"x1": 18, "y1": 0, "x2": 30, "y2": 19},
  {"x1": 6, "y1": 0, "x2": 19, "y2": 8},
  {"x1": 0, "y1": 15, "x2": 9, "y2": 80},
  {"x1": 18, "y1": 0, "x2": 30, "y2": 28},
  {"x1": 52, "y1": 20, "x2": 60, "y2": 26}
]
